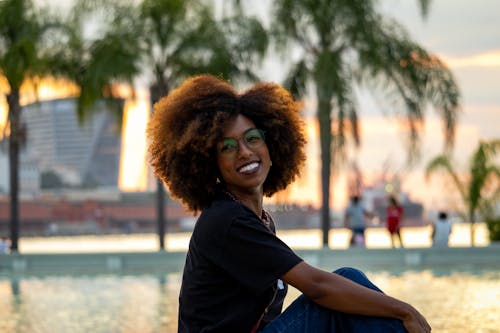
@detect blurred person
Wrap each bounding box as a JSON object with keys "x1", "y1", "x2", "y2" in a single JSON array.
[
  {"x1": 344, "y1": 195, "x2": 372, "y2": 247},
  {"x1": 432, "y1": 211, "x2": 452, "y2": 247},
  {"x1": 386, "y1": 196, "x2": 404, "y2": 248},
  {"x1": 147, "y1": 74, "x2": 431, "y2": 333},
  {"x1": 0, "y1": 236, "x2": 9, "y2": 254}
]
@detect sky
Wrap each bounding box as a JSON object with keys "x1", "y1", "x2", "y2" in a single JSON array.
[
  {"x1": 2, "y1": 0, "x2": 499, "y2": 213},
  {"x1": 253, "y1": 0, "x2": 500, "y2": 211},
  {"x1": 357, "y1": 0, "x2": 500, "y2": 211}
]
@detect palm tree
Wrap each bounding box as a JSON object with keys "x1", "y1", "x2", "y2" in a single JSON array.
[
  {"x1": 271, "y1": 0, "x2": 460, "y2": 246},
  {"x1": 50, "y1": 0, "x2": 141, "y2": 121},
  {"x1": 133, "y1": 0, "x2": 268, "y2": 250},
  {"x1": 0, "y1": 0, "x2": 62, "y2": 252},
  {"x1": 426, "y1": 139, "x2": 500, "y2": 246},
  {"x1": 0, "y1": 0, "x2": 141, "y2": 252}
]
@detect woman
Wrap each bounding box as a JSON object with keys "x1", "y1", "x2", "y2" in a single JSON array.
[
  {"x1": 147, "y1": 75, "x2": 430, "y2": 333},
  {"x1": 386, "y1": 196, "x2": 404, "y2": 248}
]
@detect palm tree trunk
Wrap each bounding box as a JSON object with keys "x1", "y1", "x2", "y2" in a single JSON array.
[
  {"x1": 318, "y1": 99, "x2": 332, "y2": 247},
  {"x1": 7, "y1": 89, "x2": 21, "y2": 253},
  {"x1": 156, "y1": 178, "x2": 166, "y2": 250},
  {"x1": 150, "y1": 81, "x2": 169, "y2": 251},
  {"x1": 469, "y1": 210, "x2": 476, "y2": 247}
]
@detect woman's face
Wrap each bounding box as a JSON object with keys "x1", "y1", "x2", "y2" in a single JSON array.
[{"x1": 216, "y1": 114, "x2": 271, "y2": 195}]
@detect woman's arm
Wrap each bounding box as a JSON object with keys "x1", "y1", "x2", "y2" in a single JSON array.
[{"x1": 282, "y1": 262, "x2": 431, "y2": 333}]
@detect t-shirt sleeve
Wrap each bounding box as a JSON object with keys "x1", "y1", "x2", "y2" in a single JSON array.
[{"x1": 205, "y1": 213, "x2": 302, "y2": 294}]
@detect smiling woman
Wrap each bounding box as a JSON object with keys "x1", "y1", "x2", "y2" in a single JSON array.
[{"x1": 146, "y1": 75, "x2": 431, "y2": 333}]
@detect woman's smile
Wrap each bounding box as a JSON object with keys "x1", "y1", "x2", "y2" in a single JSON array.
[{"x1": 237, "y1": 161, "x2": 261, "y2": 174}]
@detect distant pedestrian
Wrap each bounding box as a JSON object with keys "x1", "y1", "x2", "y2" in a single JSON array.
[
  {"x1": 344, "y1": 195, "x2": 372, "y2": 247},
  {"x1": 432, "y1": 211, "x2": 452, "y2": 247},
  {"x1": 386, "y1": 196, "x2": 404, "y2": 248},
  {"x1": 0, "y1": 236, "x2": 9, "y2": 254}
]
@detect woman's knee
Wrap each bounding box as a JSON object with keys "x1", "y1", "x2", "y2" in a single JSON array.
[
  {"x1": 333, "y1": 267, "x2": 366, "y2": 280},
  {"x1": 333, "y1": 267, "x2": 383, "y2": 292}
]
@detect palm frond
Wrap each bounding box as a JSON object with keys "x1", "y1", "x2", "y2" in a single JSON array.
[
  {"x1": 283, "y1": 60, "x2": 309, "y2": 99},
  {"x1": 418, "y1": 0, "x2": 432, "y2": 19},
  {"x1": 357, "y1": 16, "x2": 460, "y2": 157},
  {"x1": 425, "y1": 154, "x2": 467, "y2": 200}
]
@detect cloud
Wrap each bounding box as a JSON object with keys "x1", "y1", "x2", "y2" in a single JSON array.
[
  {"x1": 380, "y1": 0, "x2": 500, "y2": 56},
  {"x1": 440, "y1": 50, "x2": 500, "y2": 68}
]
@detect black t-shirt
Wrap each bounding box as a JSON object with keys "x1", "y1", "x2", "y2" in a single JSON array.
[{"x1": 178, "y1": 196, "x2": 303, "y2": 333}]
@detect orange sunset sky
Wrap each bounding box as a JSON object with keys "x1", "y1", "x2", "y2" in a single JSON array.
[
  {"x1": 1, "y1": 0, "x2": 499, "y2": 213},
  {"x1": 121, "y1": 0, "x2": 500, "y2": 211}
]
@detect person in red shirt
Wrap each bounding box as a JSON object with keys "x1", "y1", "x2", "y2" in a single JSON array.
[{"x1": 386, "y1": 196, "x2": 404, "y2": 248}]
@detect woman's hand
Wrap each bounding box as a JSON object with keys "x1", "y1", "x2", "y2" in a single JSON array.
[{"x1": 401, "y1": 305, "x2": 431, "y2": 333}]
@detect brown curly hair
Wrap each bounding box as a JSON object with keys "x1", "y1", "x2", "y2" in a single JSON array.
[{"x1": 147, "y1": 74, "x2": 306, "y2": 212}]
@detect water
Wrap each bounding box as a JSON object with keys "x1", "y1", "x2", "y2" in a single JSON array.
[
  {"x1": 1, "y1": 268, "x2": 499, "y2": 333},
  {"x1": 1, "y1": 225, "x2": 496, "y2": 332},
  {"x1": 0, "y1": 274, "x2": 181, "y2": 333}
]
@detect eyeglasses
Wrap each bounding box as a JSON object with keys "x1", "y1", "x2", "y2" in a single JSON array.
[{"x1": 217, "y1": 128, "x2": 266, "y2": 157}]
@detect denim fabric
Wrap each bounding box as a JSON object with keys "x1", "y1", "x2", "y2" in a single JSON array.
[{"x1": 260, "y1": 267, "x2": 406, "y2": 333}]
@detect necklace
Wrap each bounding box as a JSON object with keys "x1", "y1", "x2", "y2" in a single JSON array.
[{"x1": 222, "y1": 189, "x2": 273, "y2": 230}]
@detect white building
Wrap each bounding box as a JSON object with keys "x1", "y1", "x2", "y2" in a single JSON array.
[
  {"x1": 22, "y1": 98, "x2": 121, "y2": 187},
  {"x1": 8, "y1": 98, "x2": 123, "y2": 193},
  {"x1": 0, "y1": 143, "x2": 40, "y2": 197}
]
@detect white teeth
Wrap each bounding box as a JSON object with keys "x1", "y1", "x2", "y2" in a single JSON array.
[{"x1": 239, "y1": 162, "x2": 259, "y2": 173}]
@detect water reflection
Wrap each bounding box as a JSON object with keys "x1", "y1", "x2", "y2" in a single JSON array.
[
  {"x1": 0, "y1": 273, "x2": 182, "y2": 333},
  {"x1": 0, "y1": 269, "x2": 498, "y2": 333},
  {"x1": 10, "y1": 279, "x2": 20, "y2": 296}
]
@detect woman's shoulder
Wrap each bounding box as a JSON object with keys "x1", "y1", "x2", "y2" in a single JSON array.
[
  {"x1": 197, "y1": 197, "x2": 253, "y2": 228},
  {"x1": 193, "y1": 198, "x2": 260, "y2": 244}
]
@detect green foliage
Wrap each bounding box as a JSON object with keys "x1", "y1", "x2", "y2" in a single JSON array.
[
  {"x1": 486, "y1": 217, "x2": 500, "y2": 242},
  {"x1": 426, "y1": 139, "x2": 500, "y2": 243},
  {"x1": 273, "y1": 0, "x2": 460, "y2": 157},
  {"x1": 40, "y1": 171, "x2": 64, "y2": 189},
  {"x1": 136, "y1": 0, "x2": 268, "y2": 99},
  {"x1": 46, "y1": 0, "x2": 141, "y2": 122},
  {"x1": 130, "y1": 0, "x2": 269, "y2": 249},
  {"x1": 271, "y1": 0, "x2": 461, "y2": 243},
  {"x1": 0, "y1": 0, "x2": 63, "y2": 251},
  {"x1": 0, "y1": 0, "x2": 45, "y2": 89},
  {"x1": 0, "y1": 0, "x2": 145, "y2": 251}
]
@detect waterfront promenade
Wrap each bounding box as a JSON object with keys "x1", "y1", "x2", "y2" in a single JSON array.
[{"x1": 1, "y1": 223, "x2": 498, "y2": 275}]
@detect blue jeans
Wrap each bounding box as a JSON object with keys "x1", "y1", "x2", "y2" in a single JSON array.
[{"x1": 260, "y1": 267, "x2": 406, "y2": 333}]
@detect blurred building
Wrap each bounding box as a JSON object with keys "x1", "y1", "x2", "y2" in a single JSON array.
[
  {"x1": 360, "y1": 176, "x2": 425, "y2": 227},
  {"x1": 0, "y1": 151, "x2": 7, "y2": 194},
  {"x1": 20, "y1": 98, "x2": 122, "y2": 190},
  {"x1": 0, "y1": 191, "x2": 188, "y2": 236},
  {"x1": 345, "y1": 161, "x2": 425, "y2": 226},
  {"x1": 0, "y1": 140, "x2": 41, "y2": 197}
]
